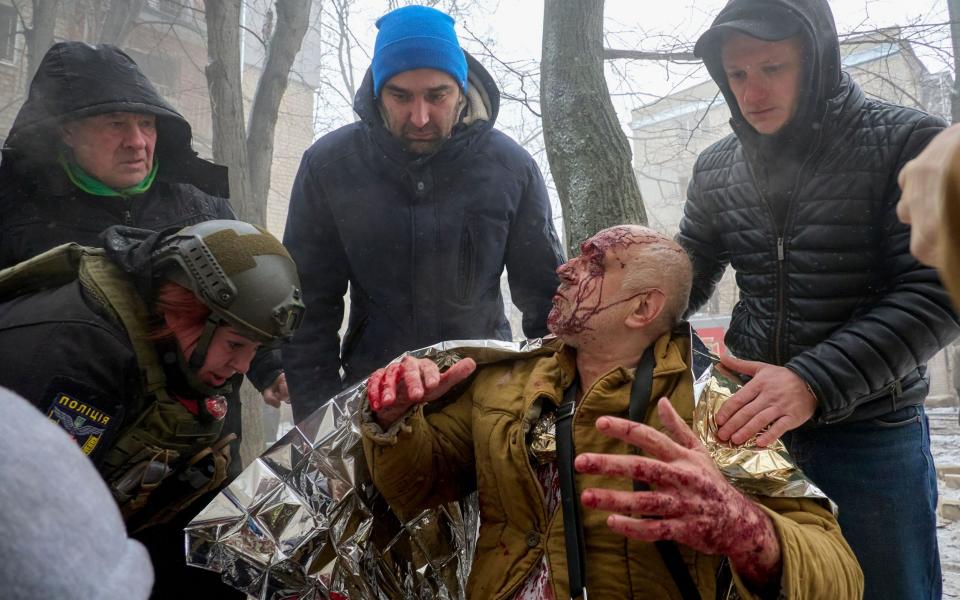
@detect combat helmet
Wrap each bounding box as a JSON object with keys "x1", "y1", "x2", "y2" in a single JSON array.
[{"x1": 151, "y1": 219, "x2": 305, "y2": 371}]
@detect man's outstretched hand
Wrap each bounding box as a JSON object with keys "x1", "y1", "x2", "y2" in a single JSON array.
[
  {"x1": 367, "y1": 355, "x2": 477, "y2": 428},
  {"x1": 575, "y1": 398, "x2": 783, "y2": 591}
]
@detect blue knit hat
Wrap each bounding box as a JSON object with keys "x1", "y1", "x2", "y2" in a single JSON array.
[{"x1": 371, "y1": 5, "x2": 469, "y2": 97}]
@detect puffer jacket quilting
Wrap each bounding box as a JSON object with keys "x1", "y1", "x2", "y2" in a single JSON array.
[{"x1": 680, "y1": 76, "x2": 959, "y2": 423}]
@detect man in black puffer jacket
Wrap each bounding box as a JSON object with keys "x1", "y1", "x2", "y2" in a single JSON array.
[
  {"x1": 678, "y1": 1, "x2": 959, "y2": 598},
  {"x1": 283, "y1": 6, "x2": 564, "y2": 422}
]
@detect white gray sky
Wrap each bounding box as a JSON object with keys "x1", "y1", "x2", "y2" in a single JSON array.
[{"x1": 493, "y1": 0, "x2": 950, "y2": 108}]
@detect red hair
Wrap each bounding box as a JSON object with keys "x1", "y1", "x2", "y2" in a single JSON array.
[{"x1": 150, "y1": 281, "x2": 212, "y2": 350}]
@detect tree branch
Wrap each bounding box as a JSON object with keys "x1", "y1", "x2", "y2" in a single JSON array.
[
  {"x1": 604, "y1": 47, "x2": 697, "y2": 62},
  {"x1": 246, "y1": 0, "x2": 312, "y2": 210}
]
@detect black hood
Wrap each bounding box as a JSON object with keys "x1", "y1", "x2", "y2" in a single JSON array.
[
  {"x1": 695, "y1": 0, "x2": 842, "y2": 146},
  {"x1": 352, "y1": 50, "x2": 500, "y2": 161},
  {"x1": 100, "y1": 224, "x2": 172, "y2": 298},
  {"x1": 3, "y1": 42, "x2": 227, "y2": 197}
]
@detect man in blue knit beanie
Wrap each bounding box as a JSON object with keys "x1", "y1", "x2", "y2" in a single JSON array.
[
  {"x1": 369, "y1": 5, "x2": 469, "y2": 154},
  {"x1": 283, "y1": 5, "x2": 565, "y2": 422},
  {"x1": 371, "y1": 5, "x2": 468, "y2": 97}
]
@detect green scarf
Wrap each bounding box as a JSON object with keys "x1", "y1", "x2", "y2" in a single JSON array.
[{"x1": 59, "y1": 153, "x2": 159, "y2": 198}]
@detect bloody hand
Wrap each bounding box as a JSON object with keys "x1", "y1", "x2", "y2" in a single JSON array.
[
  {"x1": 575, "y1": 398, "x2": 783, "y2": 590},
  {"x1": 367, "y1": 355, "x2": 476, "y2": 428}
]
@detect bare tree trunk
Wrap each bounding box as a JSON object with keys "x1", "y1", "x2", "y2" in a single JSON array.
[
  {"x1": 204, "y1": 0, "x2": 316, "y2": 464},
  {"x1": 203, "y1": 0, "x2": 263, "y2": 463},
  {"x1": 204, "y1": 0, "x2": 256, "y2": 223},
  {"x1": 97, "y1": 0, "x2": 146, "y2": 45},
  {"x1": 24, "y1": 0, "x2": 59, "y2": 80},
  {"x1": 332, "y1": 0, "x2": 358, "y2": 106},
  {"x1": 540, "y1": 0, "x2": 646, "y2": 256},
  {"x1": 948, "y1": 0, "x2": 960, "y2": 123},
  {"x1": 247, "y1": 0, "x2": 311, "y2": 206}
]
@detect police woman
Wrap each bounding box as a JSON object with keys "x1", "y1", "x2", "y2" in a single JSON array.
[{"x1": 0, "y1": 219, "x2": 304, "y2": 597}]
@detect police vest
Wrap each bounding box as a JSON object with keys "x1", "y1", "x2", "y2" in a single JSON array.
[{"x1": 0, "y1": 243, "x2": 231, "y2": 524}]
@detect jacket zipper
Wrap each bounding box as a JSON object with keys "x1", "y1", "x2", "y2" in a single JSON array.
[
  {"x1": 409, "y1": 183, "x2": 419, "y2": 337},
  {"x1": 743, "y1": 159, "x2": 787, "y2": 364},
  {"x1": 742, "y1": 128, "x2": 823, "y2": 364},
  {"x1": 775, "y1": 236, "x2": 785, "y2": 363},
  {"x1": 822, "y1": 378, "x2": 904, "y2": 424},
  {"x1": 123, "y1": 197, "x2": 133, "y2": 226}
]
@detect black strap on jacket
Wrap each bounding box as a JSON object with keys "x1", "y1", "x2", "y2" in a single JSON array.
[
  {"x1": 628, "y1": 348, "x2": 701, "y2": 600},
  {"x1": 557, "y1": 382, "x2": 587, "y2": 599},
  {"x1": 556, "y1": 346, "x2": 701, "y2": 600}
]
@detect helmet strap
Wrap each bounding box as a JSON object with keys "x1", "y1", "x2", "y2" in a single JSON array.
[
  {"x1": 175, "y1": 316, "x2": 234, "y2": 397},
  {"x1": 188, "y1": 316, "x2": 220, "y2": 371}
]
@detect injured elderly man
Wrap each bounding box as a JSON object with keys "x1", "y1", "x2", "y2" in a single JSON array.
[{"x1": 361, "y1": 225, "x2": 863, "y2": 600}]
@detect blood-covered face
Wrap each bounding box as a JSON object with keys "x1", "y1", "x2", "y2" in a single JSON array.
[{"x1": 547, "y1": 226, "x2": 665, "y2": 340}]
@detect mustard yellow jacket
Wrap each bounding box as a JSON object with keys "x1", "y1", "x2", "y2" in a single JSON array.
[{"x1": 363, "y1": 332, "x2": 863, "y2": 599}]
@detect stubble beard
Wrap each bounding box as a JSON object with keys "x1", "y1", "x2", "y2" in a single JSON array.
[{"x1": 403, "y1": 135, "x2": 446, "y2": 155}]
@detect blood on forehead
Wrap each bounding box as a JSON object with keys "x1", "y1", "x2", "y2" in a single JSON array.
[
  {"x1": 578, "y1": 226, "x2": 681, "y2": 266},
  {"x1": 551, "y1": 227, "x2": 675, "y2": 336}
]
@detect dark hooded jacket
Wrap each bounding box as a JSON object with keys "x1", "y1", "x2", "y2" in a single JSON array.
[
  {"x1": 283, "y1": 52, "x2": 565, "y2": 420},
  {"x1": 0, "y1": 42, "x2": 233, "y2": 267},
  {"x1": 677, "y1": 0, "x2": 960, "y2": 424},
  {"x1": 0, "y1": 43, "x2": 281, "y2": 390}
]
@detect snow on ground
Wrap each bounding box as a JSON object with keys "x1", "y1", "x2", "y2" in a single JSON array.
[{"x1": 931, "y1": 405, "x2": 960, "y2": 597}]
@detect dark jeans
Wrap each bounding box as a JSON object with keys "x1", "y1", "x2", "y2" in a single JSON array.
[{"x1": 784, "y1": 405, "x2": 941, "y2": 600}]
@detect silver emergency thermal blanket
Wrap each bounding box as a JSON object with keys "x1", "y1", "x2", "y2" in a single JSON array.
[
  {"x1": 184, "y1": 338, "x2": 546, "y2": 599},
  {"x1": 185, "y1": 334, "x2": 828, "y2": 599}
]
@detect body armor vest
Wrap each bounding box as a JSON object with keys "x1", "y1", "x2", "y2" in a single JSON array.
[{"x1": 0, "y1": 243, "x2": 232, "y2": 526}]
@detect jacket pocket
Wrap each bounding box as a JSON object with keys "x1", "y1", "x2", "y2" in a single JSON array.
[
  {"x1": 458, "y1": 217, "x2": 476, "y2": 301},
  {"x1": 340, "y1": 313, "x2": 369, "y2": 370},
  {"x1": 868, "y1": 405, "x2": 920, "y2": 428},
  {"x1": 456, "y1": 212, "x2": 511, "y2": 303}
]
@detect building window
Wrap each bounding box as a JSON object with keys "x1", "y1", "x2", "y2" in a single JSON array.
[{"x1": 0, "y1": 4, "x2": 16, "y2": 62}]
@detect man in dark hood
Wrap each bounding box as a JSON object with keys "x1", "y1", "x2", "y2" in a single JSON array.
[
  {"x1": 677, "y1": 1, "x2": 958, "y2": 598},
  {"x1": 282, "y1": 5, "x2": 565, "y2": 422},
  {"x1": 0, "y1": 42, "x2": 232, "y2": 263}
]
